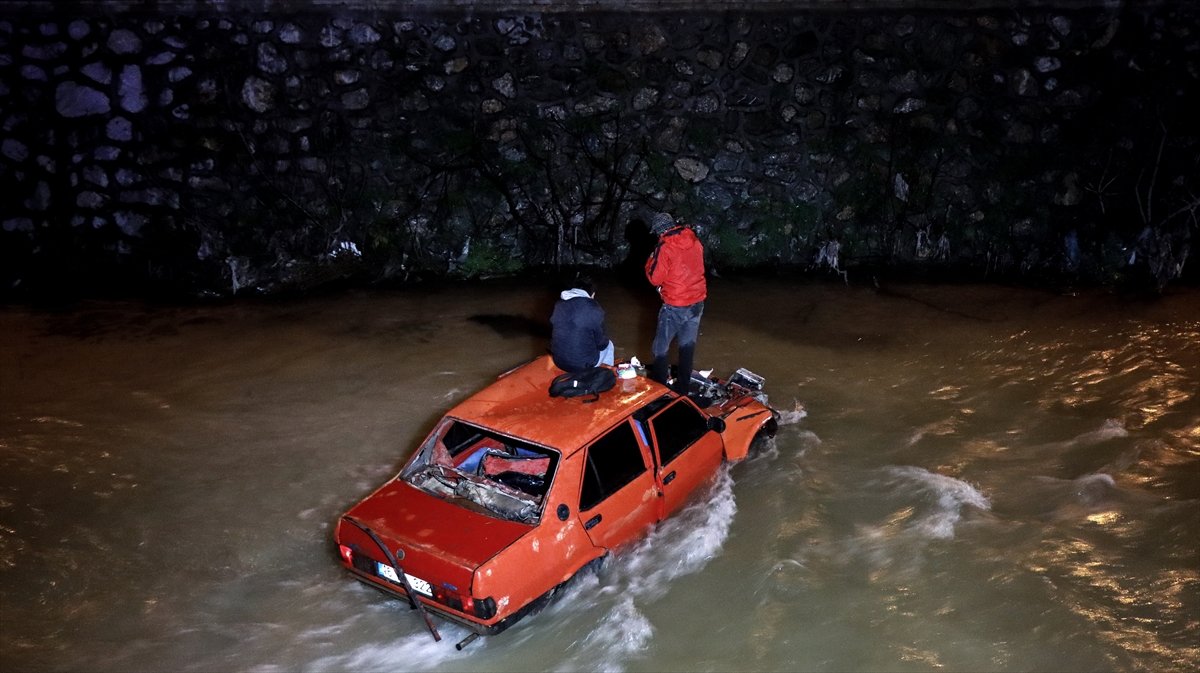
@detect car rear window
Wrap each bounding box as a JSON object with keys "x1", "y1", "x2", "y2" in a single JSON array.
[
  {"x1": 402, "y1": 419, "x2": 559, "y2": 523},
  {"x1": 441, "y1": 421, "x2": 491, "y2": 458}
]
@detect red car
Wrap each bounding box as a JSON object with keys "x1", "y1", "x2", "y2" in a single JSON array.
[{"x1": 334, "y1": 355, "x2": 777, "y2": 648}]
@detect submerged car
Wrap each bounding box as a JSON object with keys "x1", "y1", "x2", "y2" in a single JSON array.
[{"x1": 334, "y1": 355, "x2": 777, "y2": 648}]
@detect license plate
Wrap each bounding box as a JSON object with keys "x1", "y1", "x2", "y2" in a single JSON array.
[{"x1": 376, "y1": 562, "x2": 432, "y2": 596}]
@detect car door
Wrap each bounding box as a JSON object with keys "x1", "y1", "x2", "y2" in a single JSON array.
[
  {"x1": 646, "y1": 398, "x2": 724, "y2": 517},
  {"x1": 577, "y1": 420, "x2": 660, "y2": 550}
]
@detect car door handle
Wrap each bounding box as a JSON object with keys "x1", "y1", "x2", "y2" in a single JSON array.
[
  {"x1": 584, "y1": 514, "x2": 602, "y2": 530},
  {"x1": 662, "y1": 470, "x2": 677, "y2": 485}
]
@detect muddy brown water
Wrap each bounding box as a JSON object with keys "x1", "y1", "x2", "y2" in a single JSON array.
[{"x1": 1, "y1": 276, "x2": 1197, "y2": 672}]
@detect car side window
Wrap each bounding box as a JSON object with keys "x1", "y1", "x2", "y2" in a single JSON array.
[
  {"x1": 580, "y1": 422, "x2": 647, "y2": 511},
  {"x1": 650, "y1": 400, "x2": 709, "y2": 466}
]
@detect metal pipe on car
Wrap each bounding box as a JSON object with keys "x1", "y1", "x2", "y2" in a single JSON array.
[{"x1": 342, "y1": 515, "x2": 442, "y2": 643}]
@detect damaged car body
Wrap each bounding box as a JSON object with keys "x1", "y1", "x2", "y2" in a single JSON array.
[{"x1": 333, "y1": 355, "x2": 777, "y2": 648}]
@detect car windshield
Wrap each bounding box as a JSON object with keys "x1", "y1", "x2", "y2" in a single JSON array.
[{"x1": 400, "y1": 419, "x2": 558, "y2": 524}]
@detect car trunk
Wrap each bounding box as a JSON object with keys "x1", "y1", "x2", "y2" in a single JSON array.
[{"x1": 339, "y1": 478, "x2": 532, "y2": 610}]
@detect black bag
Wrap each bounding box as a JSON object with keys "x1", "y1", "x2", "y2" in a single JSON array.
[{"x1": 548, "y1": 366, "x2": 616, "y2": 402}]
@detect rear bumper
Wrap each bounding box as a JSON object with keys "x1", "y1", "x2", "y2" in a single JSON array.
[{"x1": 343, "y1": 565, "x2": 520, "y2": 636}]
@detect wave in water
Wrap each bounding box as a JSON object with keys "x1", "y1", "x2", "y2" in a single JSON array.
[
  {"x1": 551, "y1": 595, "x2": 655, "y2": 673},
  {"x1": 1011, "y1": 472, "x2": 1120, "y2": 520},
  {"x1": 1032, "y1": 418, "x2": 1129, "y2": 452},
  {"x1": 550, "y1": 467, "x2": 739, "y2": 672},
  {"x1": 303, "y1": 624, "x2": 469, "y2": 673},
  {"x1": 625, "y1": 468, "x2": 738, "y2": 597},
  {"x1": 775, "y1": 401, "x2": 808, "y2": 426},
  {"x1": 882, "y1": 466, "x2": 991, "y2": 540},
  {"x1": 782, "y1": 467, "x2": 992, "y2": 590}
]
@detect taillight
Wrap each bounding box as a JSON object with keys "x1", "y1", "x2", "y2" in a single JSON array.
[
  {"x1": 432, "y1": 585, "x2": 464, "y2": 612},
  {"x1": 338, "y1": 544, "x2": 353, "y2": 564}
]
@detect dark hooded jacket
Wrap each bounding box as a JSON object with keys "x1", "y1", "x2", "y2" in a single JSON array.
[{"x1": 550, "y1": 289, "x2": 610, "y2": 372}]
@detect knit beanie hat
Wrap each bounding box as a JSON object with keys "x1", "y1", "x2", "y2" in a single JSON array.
[{"x1": 650, "y1": 212, "x2": 675, "y2": 235}]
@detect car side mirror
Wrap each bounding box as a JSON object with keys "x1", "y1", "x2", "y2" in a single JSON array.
[
  {"x1": 557, "y1": 503, "x2": 570, "y2": 521},
  {"x1": 707, "y1": 416, "x2": 726, "y2": 433}
]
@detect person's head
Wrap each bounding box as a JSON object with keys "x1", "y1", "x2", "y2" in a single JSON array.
[
  {"x1": 567, "y1": 274, "x2": 595, "y2": 297},
  {"x1": 650, "y1": 212, "x2": 676, "y2": 236}
]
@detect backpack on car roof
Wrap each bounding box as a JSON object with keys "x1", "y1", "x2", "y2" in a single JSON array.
[{"x1": 548, "y1": 366, "x2": 615, "y2": 403}]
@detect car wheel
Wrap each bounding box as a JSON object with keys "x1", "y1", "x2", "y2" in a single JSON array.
[{"x1": 749, "y1": 418, "x2": 778, "y2": 454}]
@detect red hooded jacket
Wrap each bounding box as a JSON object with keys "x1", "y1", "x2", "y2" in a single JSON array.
[{"x1": 645, "y1": 225, "x2": 707, "y2": 306}]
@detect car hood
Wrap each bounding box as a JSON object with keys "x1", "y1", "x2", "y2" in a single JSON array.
[{"x1": 343, "y1": 477, "x2": 532, "y2": 579}]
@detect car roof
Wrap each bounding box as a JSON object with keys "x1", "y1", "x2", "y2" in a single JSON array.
[{"x1": 446, "y1": 355, "x2": 669, "y2": 453}]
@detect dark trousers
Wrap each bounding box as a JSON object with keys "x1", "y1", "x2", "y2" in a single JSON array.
[{"x1": 649, "y1": 301, "x2": 704, "y2": 395}]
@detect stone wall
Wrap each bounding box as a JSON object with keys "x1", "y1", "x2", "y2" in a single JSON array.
[{"x1": 1, "y1": 3, "x2": 1197, "y2": 297}]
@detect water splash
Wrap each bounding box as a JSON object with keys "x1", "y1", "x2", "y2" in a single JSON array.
[
  {"x1": 304, "y1": 618, "x2": 471, "y2": 672},
  {"x1": 739, "y1": 401, "x2": 810, "y2": 466},
  {"x1": 546, "y1": 468, "x2": 740, "y2": 672},
  {"x1": 552, "y1": 596, "x2": 654, "y2": 673},
  {"x1": 775, "y1": 400, "x2": 807, "y2": 426},
  {"x1": 882, "y1": 466, "x2": 991, "y2": 540},
  {"x1": 626, "y1": 468, "x2": 737, "y2": 595}
]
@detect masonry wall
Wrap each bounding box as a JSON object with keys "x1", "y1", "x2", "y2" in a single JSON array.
[{"x1": 1, "y1": 3, "x2": 1196, "y2": 297}]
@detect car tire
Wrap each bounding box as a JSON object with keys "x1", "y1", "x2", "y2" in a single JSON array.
[{"x1": 749, "y1": 418, "x2": 778, "y2": 454}]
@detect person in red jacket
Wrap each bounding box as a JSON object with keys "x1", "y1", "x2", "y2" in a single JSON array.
[{"x1": 645, "y1": 211, "x2": 707, "y2": 396}]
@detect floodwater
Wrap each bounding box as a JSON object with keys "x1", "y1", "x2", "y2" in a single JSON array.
[{"x1": 1, "y1": 275, "x2": 1197, "y2": 673}]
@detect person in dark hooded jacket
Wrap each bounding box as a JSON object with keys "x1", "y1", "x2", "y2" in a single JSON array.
[
  {"x1": 550, "y1": 276, "x2": 614, "y2": 373},
  {"x1": 645, "y1": 212, "x2": 707, "y2": 395}
]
